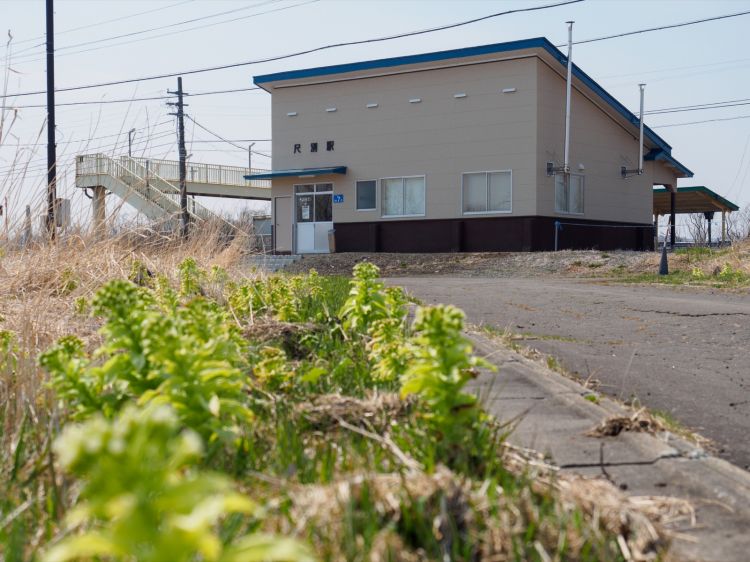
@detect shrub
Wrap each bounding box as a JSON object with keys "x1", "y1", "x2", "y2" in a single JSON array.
[
  {"x1": 400, "y1": 305, "x2": 494, "y2": 447},
  {"x1": 43, "y1": 404, "x2": 312, "y2": 562},
  {"x1": 41, "y1": 280, "x2": 255, "y2": 446},
  {"x1": 339, "y1": 262, "x2": 390, "y2": 335}
]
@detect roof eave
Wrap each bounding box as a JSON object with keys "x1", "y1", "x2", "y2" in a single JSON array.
[{"x1": 645, "y1": 149, "x2": 694, "y2": 178}]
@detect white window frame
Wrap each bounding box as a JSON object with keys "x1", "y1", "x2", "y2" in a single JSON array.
[
  {"x1": 355, "y1": 179, "x2": 377, "y2": 211},
  {"x1": 293, "y1": 182, "x2": 334, "y2": 224},
  {"x1": 380, "y1": 175, "x2": 426, "y2": 218},
  {"x1": 554, "y1": 173, "x2": 585, "y2": 215},
  {"x1": 461, "y1": 170, "x2": 513, "y2": 215}
]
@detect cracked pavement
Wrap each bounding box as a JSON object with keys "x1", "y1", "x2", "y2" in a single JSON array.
[
  {"x1": 387, "y1": 277, "x2": 750, "y2": 470},
  {"x1": 463, "y1": 332, "x2": 750, "y2": 561}
]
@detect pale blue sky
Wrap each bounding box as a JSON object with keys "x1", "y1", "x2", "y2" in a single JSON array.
[{"x1": 1, "y1": 0, "x2": 749, "y2": 231}]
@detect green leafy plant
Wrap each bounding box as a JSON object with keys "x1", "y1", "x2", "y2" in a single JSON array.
[
  {"x1": 339, "y1": 262, "x2": 390, "y2": 335},
  {"x1": 253, "y1": 346, "x2": 295, "y2": 392},
  {"x1": 44, "y1": 404, "x2": 313, "y2": 562},
  {"x1": 179, "y1": 257, "x2": 205, "y2": 297},
  {"x1": 400, "y1": 305, "x2": 494, "y2": 445},
  {"x1": 41, "y1": 280, "x2": 255, "y2": 446}
]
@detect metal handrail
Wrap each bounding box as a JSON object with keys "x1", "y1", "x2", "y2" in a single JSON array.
[
  {"x1": 76, "y1": 153, "x2": 271, "y2": 187},
  {"x1": 75, "y1": 154, "x2": 238, "y2": 227},
  {"x1": 125, "y1": 156, "x2": 269, "y2": 188}
]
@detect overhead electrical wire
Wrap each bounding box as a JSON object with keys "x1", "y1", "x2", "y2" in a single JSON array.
[
  {"x1": 0, "y1": 0, "x2": 195, "y2": 55},
  {"x1": 645, "y1": 97, "x2": 750, "y2": 115},
  {"x1": 0, "y1": 0, "x2": 583, "y2": 100},
  {"x1": 0, "y1": 133, "x2": 176, "y2": 174},
  {"x1": 558, "y1": 8, "x2": 750, "y2": 47},
  {"x1": 1, "y1": 121, "x2": 173, "y2": 148},
  {"x1": 186, "y1": 116, "x2": 271, "y2": 157},
  {"x1": 651, "y1": 114, "x2": 750, "y2": 128},
  {"x1": 7, "y1": 0, "x2": 303, "y2": 65},
  {"x1": 0, "y1": 87, "x2": 262, "y2": 110}
]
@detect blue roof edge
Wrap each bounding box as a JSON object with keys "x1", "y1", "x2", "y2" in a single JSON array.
[
  {"x1": 244, "y1": 166, "x2": 347, "y2": 180},
  {"x1": 253, "y1": 37, "x2": 677, "y2": 155},
  {"x1": 644, "y1": 149, "x2": 693, "y2": 178}
]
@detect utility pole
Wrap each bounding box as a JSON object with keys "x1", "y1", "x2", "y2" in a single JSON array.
[
  {"x1": 45, "y1": 0, "x2": 57, "y2": 240},
  {"x1": 168, "y1": 77, "x2": 189, "y2": 237}
]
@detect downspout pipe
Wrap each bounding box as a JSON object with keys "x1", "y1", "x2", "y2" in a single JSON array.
[
  {"x1": 563, "y1": 21, "x2": 574, "y2": 173},
  {"x1": 638, "y1": 83, "x2": 645, "y2": 173}
]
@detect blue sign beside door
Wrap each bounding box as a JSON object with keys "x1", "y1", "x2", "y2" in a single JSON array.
[{"x1": 333, "y1": 194, "x2": 344, "y2": 204}]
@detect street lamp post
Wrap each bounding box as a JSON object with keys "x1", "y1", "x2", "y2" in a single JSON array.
[
  {"x1": 128, "y1": 128, "x2": 136, "y2": 157},
  {"x1": 248, "y1": 142, "x2": 256, "y2": 173}
]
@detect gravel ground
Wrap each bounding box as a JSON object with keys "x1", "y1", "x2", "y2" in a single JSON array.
[{"x1": 285, "y1": 250, "x2": 659, "y2": 277}]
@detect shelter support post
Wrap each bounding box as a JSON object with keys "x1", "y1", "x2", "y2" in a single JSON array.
[
  {"x1": 92, "y1": 186, "x2": 106, "y2": 238},
  {"x1": 654, "y1": 213, "x2": 659, "y2": 251},
  {"x1": 722, "y1": 211, "x2": 726, "y2": 246},
  {"x1": 669, "y1": 185, "x2": 676, "y2": 248}
]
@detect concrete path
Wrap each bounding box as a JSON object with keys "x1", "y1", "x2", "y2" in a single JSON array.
[
  {"x1": 387, "y1": 277, "x2": 750, "y2": 469},
  {"x1": 466, "y1": 332, "x2": 750, "y2": 562}
]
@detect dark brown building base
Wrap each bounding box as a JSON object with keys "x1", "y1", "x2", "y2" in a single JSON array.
[{"x1": 333, "y1": 216, "x2": 654, "y2": 253}]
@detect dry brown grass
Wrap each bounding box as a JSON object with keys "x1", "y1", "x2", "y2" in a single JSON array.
[
  {"x1": 267, "y1": 462, "x2": 692, "y2": 561},
  {"x1": 0, "y1": 221, "x2": 258, "y2": 476},
  {"x1": 587, "y1": 409, "x2": 667, "y2": 438}
]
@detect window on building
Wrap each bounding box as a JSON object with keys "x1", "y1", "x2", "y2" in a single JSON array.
[
  {"x1": 295, "y1": 183, "x2": 333, "y2": 223},
  {"x1": 356, "y1": 180, "x2": 376, "y2": 210},
  {"x1": 555, "y1": 173, "x2": 584, "y2": 214},
  {"x1": 462, "y1": 171, "x2": 512, "y2": 214},
  {"x1": 381, "y1": 176, "x2": 425, "y2": 217}
]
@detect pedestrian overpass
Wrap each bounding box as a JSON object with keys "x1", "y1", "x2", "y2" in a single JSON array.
[{"x1": 75, "y1": 153, "x2": 271, "y2": 227}]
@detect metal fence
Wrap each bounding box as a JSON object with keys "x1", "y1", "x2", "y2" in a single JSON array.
[{"x1": 76, "y1": 154, "x2": 271, "y2": 189}]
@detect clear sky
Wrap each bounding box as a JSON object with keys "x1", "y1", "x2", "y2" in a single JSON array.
[{"x1": 1, "y1": 0, "x2": 749, "y2": 234}]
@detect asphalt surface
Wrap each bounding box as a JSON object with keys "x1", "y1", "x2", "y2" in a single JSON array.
[{"x1": 387, "y1": 277, "x2": 750, "y2": 469}]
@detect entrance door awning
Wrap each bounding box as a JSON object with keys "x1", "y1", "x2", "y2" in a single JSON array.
[
  {"x1": 244, "y1": 166, "x2": 347, "y2": 180},
  {"x1": 653, "y1": 186, "x2": 739, "y2": 215}
]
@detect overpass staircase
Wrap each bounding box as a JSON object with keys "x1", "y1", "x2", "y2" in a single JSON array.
[{"x1": 75, "y1": 153, "x2": 271, "y2": 224}]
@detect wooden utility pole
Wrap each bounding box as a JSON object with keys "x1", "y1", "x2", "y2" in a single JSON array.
[
  {"x1": 168, "y1": 77, "x2": 189, "y2": 237},
  {"x1": 45, "y1": 0, "x2": 57, "y2": 240}
]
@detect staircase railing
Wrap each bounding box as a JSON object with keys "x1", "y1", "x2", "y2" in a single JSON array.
[{"x1": 77, "y1": 154, "x2": 239, "y2": 228}]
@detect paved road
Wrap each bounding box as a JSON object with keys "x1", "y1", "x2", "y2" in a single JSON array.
[{"x1": 387, "y1": 277, "x2": 750, "y2": 469}]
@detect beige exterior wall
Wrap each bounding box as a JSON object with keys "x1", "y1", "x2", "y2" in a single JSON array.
[
  {"x1": 536, "y1": 60, "x2": 667, "y2": 224},
  {"x1": 270, "y1": 56, "x2": 540, "y2": 222},
  {"x1": 267, "y1": 48, "x2": 682, "y2": 251}
]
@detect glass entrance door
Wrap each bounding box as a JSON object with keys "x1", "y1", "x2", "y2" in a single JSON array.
[{"x1": 295, "y1": 183, "x2": 333, "y2": 253}]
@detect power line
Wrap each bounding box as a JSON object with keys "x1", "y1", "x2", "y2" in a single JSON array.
[
  {"x1": 5, "y1": 0, "x2": 316, "y2": 68},
  {"x1": 598, "y1": 55, "x2": 750, "y2": 81},
  {"x1": 651, "y1": 114, "x2": 750, "y2": 128},
  {"x1": 0, "y1": 0, "x2": 194, "y2": 54},
  {"x1": 645, "y1": 97, "x2": 750, "y2": 115},
  {"x1": 186, "y1": 116, "x2": 272, "y2": 158},
  {"x1": 560, "y1": 8, "x2": 750, "y2": 47},
  {"x1": 0, "y1": 0, "x2": 582, "y2": 100},
  {"x1": 1, "y1": 121, "x2": 173, "y2": 148},
  {"x1": 0, "y1": 87, "x2": 261, "y2": 109},
  {"x1": 0, "y1": 132, "x2": 177, "y2": 174},
  {"x1": 7, "y1": 0, "x2": 291, "y2": 65}
]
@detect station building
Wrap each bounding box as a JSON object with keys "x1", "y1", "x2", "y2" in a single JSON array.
[{"x1": 248, "y1": 37, "x2": 693, "y2": 254}]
